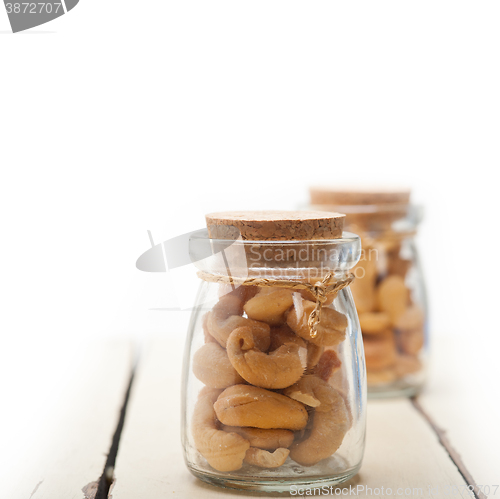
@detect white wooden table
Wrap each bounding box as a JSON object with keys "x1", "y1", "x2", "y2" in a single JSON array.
[{"x1": 5, "y1": 333, "x2": 499, "y2": 499}]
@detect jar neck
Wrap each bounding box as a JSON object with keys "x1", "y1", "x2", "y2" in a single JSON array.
[{"x1": 190, "y1": 230, "x2": 361, "y2": 281}]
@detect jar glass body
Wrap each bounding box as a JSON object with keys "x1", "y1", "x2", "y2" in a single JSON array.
[
  {"x1": 181, "y1": 233, "x2": 366, "y2": 492},
  {"x1": 311, "y1": 204, "x2": 428, "y2": 398}
]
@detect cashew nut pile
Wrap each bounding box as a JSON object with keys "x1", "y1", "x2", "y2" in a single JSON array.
[
  {"x1": 191, "y1": 387, "x2": 250, "y2": 472},
  {"x1": 353, "y1": 241, "x2": 425, "y2": 386},
  {"x1": 284, "y1": 376, "x2": 350, "y2": 466},
  {"x1": 191, "y1": 285, "x2": 352, "y2": 471}
]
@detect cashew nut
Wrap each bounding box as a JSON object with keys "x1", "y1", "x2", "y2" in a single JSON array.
[
  {"x1": 215, "y1": 293, "x2": 244, "y2": 317},
  {"x1": 394, "y1": 306, "x2": 424, "y2": 356},
  {"x1": 283, "y1": 374, "x2": 333, "y2": 409},
  {"x1": 285, "y1": 376, "x2": 350, "y2": 466},
  {"x1": 306, "y1": 343, "x2": 323, "y2": 370},
  {"x1": 269, "y1": 325, "x2": 307, "y2": 351},
  {"x1": 192, "y1": 387, "x2": 250, "y2": 472},
  {"x1": 350, "y1": 255, "x2": 377, "y2": 313},
  {"x1": 328, "y1": 369, "x2": 351, "y2": 408},
  {"x1": 363, "y1": 332, "x2": 397, "y2": 370},
  {"x1": 269, "y1": 324, "x2": 324, "y2": 371},
  {"x1": 202, "y1": 313, "x2": 217, "y2": 344},
  {"x1": 227, "y1": 326, "x2": 306, "y2": 389},
  {"x1": 270, "y1": 325, "x2": 322, "y2": 371},
  {"x1": 312, "y1": 349, "x2": 342, "y2": 381},
  {"x1": 207, "y1": 294, "x2": 271, "y2": 350},
  {"x1": 243, "y1": 288, "x2": 294, "y2": 326},
  {"x1": 192, "y1": 342, "x2": 245, "y2": 389},
  {"x1": 244, "y1": 447, "x2": 290, "y2": 468},
  {"x1": 222, "y1": 425, "x2": 294, "y2": 450},
  {"x1": 359, "y1": 312, "x2": 391, "y2": 335},
  {"x1": 283, "y1": 387, "x2": 320, "y2": 408},
  {"x1": 394, "y1": 304, "x2": 424, "y2": 332},
  {"x1": 398, "y1": 329, "x2": 424, "y2": 356},
  {"x1": 286, "y1": 299, "x2": 347, "y2": 346},
  {"x1": 214, "y1": 384, "x2": 308, "y2": 431},
  {"x1": 218, "y1": 284, "x2": 259, "y2": 303},
  {"x1": 376, "y1": 275, "x2": 409, "y2": 323}
]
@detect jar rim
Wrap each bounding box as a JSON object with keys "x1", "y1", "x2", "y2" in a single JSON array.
[{"x1": 189, "y1": 229, "x2": 361, "y2": 245}]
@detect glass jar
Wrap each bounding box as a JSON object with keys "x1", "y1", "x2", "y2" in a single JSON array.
[
  {"x1": 309, "y1": 188, "x2": 428, "y2": 398},
  {"x1": 181, "y1": 211, "x2": 366, "y2": 493}
]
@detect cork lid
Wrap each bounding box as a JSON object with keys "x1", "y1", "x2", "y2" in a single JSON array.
[
  {"x1": 206, "y1": 210, "x2": 345, "y2": 241},
  {"x1": 310, "y1": 186, "x2": 411, "y2": 207}
]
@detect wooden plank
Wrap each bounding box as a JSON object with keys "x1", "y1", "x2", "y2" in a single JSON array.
[
  {"x1": 417, "y1": 335, "x2": 500, "y2": 494},
  {"x1": 359, "y1": 400, "x2": 472, "y2": 498},
  {"x1": 2, "y1": 340, "x2": 133, "y2": 499},
  {"x1": 108, "y1": 335, "x2": 185, "y2": 499},
  {"x1": 111, "y1": 337, "x2": 471, "y2": 498}
]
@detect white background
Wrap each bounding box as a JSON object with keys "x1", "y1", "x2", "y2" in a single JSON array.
[{"x1": 1, "y1": 0, "x2": 499, "y2": 477}]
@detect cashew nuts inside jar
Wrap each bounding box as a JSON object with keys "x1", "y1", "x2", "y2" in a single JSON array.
[
  {"x1": 181, "y1": 211, "x2": 367, "y2": 493},
  {"x1": 309, "y1": 187, "x2": 429, "y2": 398}
]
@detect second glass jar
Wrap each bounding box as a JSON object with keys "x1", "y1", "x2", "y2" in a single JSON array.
[{"x1": 309, "y1": 188, "x2": 428, "y2": 398}]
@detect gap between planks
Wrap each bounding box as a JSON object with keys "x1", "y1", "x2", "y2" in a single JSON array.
[
  {"x1": 95, "y1": 372, "x2": 135, "y2": 499},
  {"x1": 411, "y1": 398, "x2": 487, "y2": 499}
]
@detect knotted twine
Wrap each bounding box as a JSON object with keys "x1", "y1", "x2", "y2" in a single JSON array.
[{"x1": 197, "y1": 270, "x2": 355, "y2": 338}]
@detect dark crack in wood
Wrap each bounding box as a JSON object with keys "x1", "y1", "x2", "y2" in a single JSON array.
[
  {"x1": 94, "y1": 371, "x2": 135, "y2": 499},
  {"x1": 411, "y1": 397, "x2": 487, "y2": 499},
  {"x1": 29, "y1": 480, "x2": 43, "y2": 499}
]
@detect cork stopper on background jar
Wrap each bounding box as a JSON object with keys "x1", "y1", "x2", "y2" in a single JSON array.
[
  {"x1": 181, "y1": 210, "x2": 366, "y2": 492},
  {"x1": 307, "y1": 187, "x2": 428, "y2": 398},
  {"x1": 309, "y1": 186, "x2": 411, "y2": 207},
  {"x1": 309, "y1": 186, "x2": 413, "y2": 232}
]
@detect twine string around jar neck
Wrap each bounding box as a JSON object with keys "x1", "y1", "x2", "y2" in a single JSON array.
[{"x1": 197, "y1": 270, "x2": 355, "y2": 338}]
